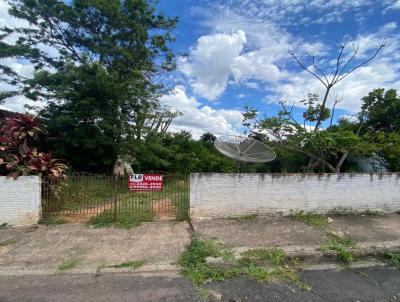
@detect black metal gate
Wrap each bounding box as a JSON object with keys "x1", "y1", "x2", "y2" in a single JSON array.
[{"x1": 41, "y1": 174, "x2": 189, "y2": 223}]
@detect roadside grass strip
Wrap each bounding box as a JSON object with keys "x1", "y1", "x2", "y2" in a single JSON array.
[{"x1": 178, "y1": 236, "x2": 310, "y2": 290}]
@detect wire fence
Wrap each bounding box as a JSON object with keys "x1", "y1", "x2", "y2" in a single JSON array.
[{"x1": 41, "y1": 173, "x2": 189, "y2": 223}]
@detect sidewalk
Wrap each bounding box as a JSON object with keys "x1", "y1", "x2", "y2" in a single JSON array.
[
  {"x1": 192, "y1": 213, "x2": 400, "y2": 262},
  {"x1": 1, "y1": 214, "x2": 400, "y2": 276},
  {"x1": 0, "y1": 221, "x2": 190, "y2": 275}
]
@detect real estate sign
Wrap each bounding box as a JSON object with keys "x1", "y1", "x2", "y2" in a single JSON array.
[{"x1": 128, "y1": 174, "x2": 163, "y2": 192}]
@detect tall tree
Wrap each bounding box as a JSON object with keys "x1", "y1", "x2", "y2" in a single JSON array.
[{"x1": 0, "y1": 0, "x2": 178, "y2": 172}]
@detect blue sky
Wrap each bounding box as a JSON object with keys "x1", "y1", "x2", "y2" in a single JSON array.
[{"x1": 1, "y1": 0, "x2": 400, "y2": 137}]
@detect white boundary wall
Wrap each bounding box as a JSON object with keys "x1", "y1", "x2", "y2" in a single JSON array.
[
  {"x1": 0, "y1": 176, "x2": 41, "y2": 225},
  {"x1": 190, "y1": 173, "x2": 400, "y2": 218}
]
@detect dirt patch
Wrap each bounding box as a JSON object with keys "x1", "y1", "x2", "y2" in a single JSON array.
[
  {"x1": 55, "y1": 197, "x2": 176, "y2": 223},
  {"x1": 152, "y1": 198, "x2": 175, "y2": 220}
]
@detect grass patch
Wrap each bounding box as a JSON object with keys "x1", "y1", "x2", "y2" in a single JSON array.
[
  {"x1": 0, "y1": 239, "x2": 16, "y2": 247},
  {"x1": 57, "y1": 258, "x2": 79, "y2": 271},
  {"x1": 317, "y1": 231, "x2": 356, "y2": 264},
  {"x1": 290, "y1": 211, "x2": 328, "y2": 227},
  {"x1": 38, "y1": 216, "x2": 67, "y2": 226},
  {"x1": 88, "y1": 209, "x2": 153, "y2": 229},
  {"x1": 0, "y1": 223, "x2": 7, "y2": 230},
  {"x1": 384, "y1": 252, "x2": 400, "y2": 268},
  {"x1": 231, "y1": 214, "x2": 258, "y2": 222},
  {"x1": 108, "y1": 260, "x2": 145, "y2": 269},
  {"x1": 178, "y1": 237, "x2": 308, "y2": 289},
  {"x1": 241, "y1": 248, "x2": 286, "y2": 266},
  {"x1": 364, "y1": 209, "x2": 380, "y2": 216}
]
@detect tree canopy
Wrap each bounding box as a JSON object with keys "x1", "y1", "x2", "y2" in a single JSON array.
[{"x1": 1, "y1": 0, "x2": 178, "y2": 172}]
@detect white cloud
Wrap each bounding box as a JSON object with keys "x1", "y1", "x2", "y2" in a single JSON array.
[
  {"x1": 180, "y1": 30, "x2": 247, "y2": 101},
  {"x1": 384, "y1": 0, "x2": 400, "y2": 11},
  {"x1": 182, "y1": 4, "x2": 330, "y2": 101},
  {"x1": 160, "y1": 86, "x2": 243, "y2": 138}
]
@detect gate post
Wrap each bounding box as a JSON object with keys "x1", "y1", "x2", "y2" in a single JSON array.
[{"x1": 113, "y1": 175, "x2": 119, "y2": 222}]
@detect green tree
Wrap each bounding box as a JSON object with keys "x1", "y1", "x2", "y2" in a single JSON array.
[
  {"x1": 361, "y1": 88, "x2": 400, "y2": 133},
  {"x1": 1, "y1": 0, "x2": 178, "y2": 172},
  {"x1": 243, "y1": 96, "x2": 373, "y2": 173},
  {"x1": 361, "y1": 88, "x2": 400, "y2": 171}
]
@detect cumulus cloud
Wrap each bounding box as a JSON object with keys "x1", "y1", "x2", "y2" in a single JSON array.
[
  {"x1": 160, "y1": 86, "x2": 243, "y2": 138},
  {"x1": 180, "y1": 30, "x2": 247, "y2": 101}
]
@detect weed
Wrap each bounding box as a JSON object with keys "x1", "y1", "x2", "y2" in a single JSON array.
[
  {"x1": 384, "y1": 252, "x2": 400, "y2": 268},
  {"x1": 0, "y1": 223, "x2": 7, "y2": 230},
  {"x1": 364, "y1": 209, "x2": 379, "y2": 216},
  {"x1": 290, "y1": 211, "x2": 328, "y2": 227},
  {"x1": 317, "y1": 231, "x2": 356, "y2": 263},
  {"x1": 241, "y1": 248, "x2": 286, "y2": 266},
  {"x1": 0, "y1": 239, "x2": 15, "y2": 247},
  {"x1": 38, "y1": 216, "x2": 67, "y2": 226},
  {"x1": 328, "y1": 208, "x2": 356, "y2": 216},
  {"x1": 197, "y1": 288, "x2": 212, "y2": 301},
  {"x1": 96, "y1": 263, "x2": 107, "y2": 273},
  {"x1": 88, "y1": 209, "x2": 153, "y2": 229},
  {"x1": 57, "y1": 258, "x2": 79, "y2": 271},
  {"x1": 108, "y1": 260, "x2": 145, "y2": 269},
  {"x1": 231, "y1": 214, "x2": 258, "y2": 222},
  {"x1": 178, "y1": 237, "x2": 309, "y2": 290}
]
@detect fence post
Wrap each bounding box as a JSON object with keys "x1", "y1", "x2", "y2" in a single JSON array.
[{"x1": 113, "y1": 175, "x2": 119, "y2": 222}]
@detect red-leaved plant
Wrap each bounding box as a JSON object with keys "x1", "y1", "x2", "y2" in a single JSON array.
[{"x1": 0, "y1": 115, "x2": 67, "y2": 179}]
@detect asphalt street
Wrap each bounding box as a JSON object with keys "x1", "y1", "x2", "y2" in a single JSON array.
[{"x1": 0, "y1": 266, "x2": 399, "y2": 302}]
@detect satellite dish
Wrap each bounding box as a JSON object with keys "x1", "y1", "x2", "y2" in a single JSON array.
[{"x1": 214, "y1": 135, "x2": 276, "y2": 163}]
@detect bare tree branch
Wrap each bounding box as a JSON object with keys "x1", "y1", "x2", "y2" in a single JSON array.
[
  {"x1": 331, "y1": 40, "x2": 347, "y2": 83},
  {"x1": 334, "y1": 39, "x2": 386, "y2": 84},
  {"x1": 288, "y1": 49, "x2": 328, "y2": 88},
  {"x1": 312, "y1": 54, "x2": 329, "y2": 84}
]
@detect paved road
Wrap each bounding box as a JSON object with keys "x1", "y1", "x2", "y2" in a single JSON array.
[{"x1": 0, "y1": 266, "x2": 399, "y2": 302}]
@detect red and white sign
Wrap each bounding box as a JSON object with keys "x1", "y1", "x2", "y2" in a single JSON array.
[{"x1": 128, "y1": 174, "x2": 163, "y2": 192}]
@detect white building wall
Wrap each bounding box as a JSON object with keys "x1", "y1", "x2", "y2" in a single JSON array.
[
  {"x1": 190, "y1": 173, "x2": 400, "y2": 218},
  {"x1": 0, "y1": 176, "x2": 41, "y2": 225}
]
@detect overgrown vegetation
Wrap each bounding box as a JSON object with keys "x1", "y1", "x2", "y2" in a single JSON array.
[
  {"x1": 178, "y1": 237, "x2": 309, "y2": 289},
  {"x1": 384, "y1": 252, "x2": 400, "y2": 268},
  {"x1": 88, "y1": 209, "x2": 153, "y2": 229},
  {"x1": 108, "y1": 260, "x2": 145, "y2": 269},
  {"x1": 290, "y1": 211, "x2": 328, "y2": 227},
  {"x1": 57, "y1": 258, "x2": 79, "y2": 271},
  {"x1": 0, "y1": 223, "x2": 7, "y2": 230},
  {"x1": 317, "y1": 231, "x2": 356, "y2": 264}
]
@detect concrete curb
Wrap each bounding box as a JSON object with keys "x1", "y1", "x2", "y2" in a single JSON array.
[
  {"x1": 205, "y1": 240, "x2": 400, "y2": 268},
  {"x1": 0, "y1": 264, "x2": 181, "y2": 277}
]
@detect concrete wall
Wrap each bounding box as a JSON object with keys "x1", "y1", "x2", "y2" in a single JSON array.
[
  {"x1": 190, "y1": 173, "x2": 400, "y2": 218},
  {"x1": 0, "y1": 176, "x2": 41, "y2": 225}
]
